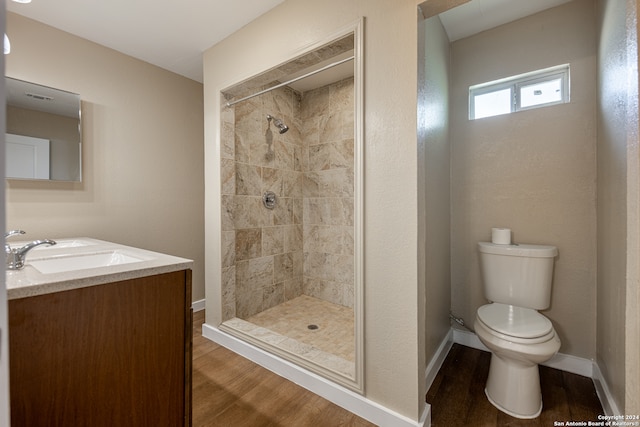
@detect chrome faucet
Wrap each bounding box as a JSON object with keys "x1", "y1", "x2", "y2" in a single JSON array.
[{"x1": 5, "y1": 230, "x2": 57, "y2": 270}]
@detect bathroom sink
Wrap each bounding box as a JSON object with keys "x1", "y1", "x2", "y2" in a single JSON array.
[
  {"x1": 30, "y1": 251, "x2": 145, "y2": 274},
  {"x1": 32, "y1": 238, "x2": 97, "y2": 250}
]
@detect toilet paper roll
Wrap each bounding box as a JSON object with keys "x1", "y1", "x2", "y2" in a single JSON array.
[{"x1": 491, "y1": 228, "x2": 511, "y2": 245}]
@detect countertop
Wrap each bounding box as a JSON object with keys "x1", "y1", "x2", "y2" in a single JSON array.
[{"x1": 6, "y1": 237, "x2": 193, "y2": 300}]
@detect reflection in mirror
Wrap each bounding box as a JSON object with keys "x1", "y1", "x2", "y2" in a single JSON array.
[
  {"x1": 218, "y1": 25, "x2": 363, "y2": 393},
  {"x1": 5, "y1": 77, "x2": 82, "y2": 182}
]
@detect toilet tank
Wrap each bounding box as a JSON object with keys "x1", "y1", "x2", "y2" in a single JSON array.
[{"x1": 478, "y1": 242, "x2": 558, "y2": 310}]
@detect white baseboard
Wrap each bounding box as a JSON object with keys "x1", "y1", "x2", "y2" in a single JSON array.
[
  {"x1": 202, "y1": 323, "x2": 428, "y2": 427},
  {"x1": 191, "y1": 298, "x2": 205, "y2": 312},
  {"x1": 425, "y1": 329, "x2": 454, "y2": 392},
  {"x1": 592, "y1": 361, "x2": 623, "y2": 416},
  {"x1": 452, "y1": 328, "x2": 489, "y2": 352},
  {"x1": 451, "y1": 328, "x2": 593, "y2": 377}
]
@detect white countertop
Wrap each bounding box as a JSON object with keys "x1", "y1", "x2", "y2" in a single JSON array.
[{"x1": 6, "y1": 237, "x2": 193, "y2": 300}]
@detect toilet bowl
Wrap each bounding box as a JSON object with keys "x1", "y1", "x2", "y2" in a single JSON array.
[{"x1": 474, "y1": 303, "x2": 561, "y2": 418}]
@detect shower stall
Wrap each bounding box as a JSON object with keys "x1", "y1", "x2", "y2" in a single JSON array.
[{"x1": 218, "y1": 32, "x2": 361, "y2": 388}]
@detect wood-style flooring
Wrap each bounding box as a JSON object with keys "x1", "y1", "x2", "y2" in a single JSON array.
[
  {"x1": 191, "y1": 310, "x2": 375, "y2": 427},
  {"x1": 427, "y1": 343, "x2": 604, "y2": 427},
  {"x1": 192, "y1": 312, "x2": 604, "y2": 427}
]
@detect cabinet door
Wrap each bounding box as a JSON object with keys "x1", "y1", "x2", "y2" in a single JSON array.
[{"x1": 9, "y1": 271, "x2": 190, "y2": 427}]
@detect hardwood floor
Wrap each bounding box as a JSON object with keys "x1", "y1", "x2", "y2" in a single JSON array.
[
  {"x1": 193, "y1": 313, "x2": 604, "y2": 427},
  {"x1": 427, "y1": 344, "x2": 604, "y2": 427},
  {"x1": 191, "y1": 310, "x2": 376, "y2": 427}
]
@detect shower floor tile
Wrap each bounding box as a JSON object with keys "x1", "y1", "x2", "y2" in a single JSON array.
[{"x1": 246, "y1": 295, "x2": 355, "y2": 362}]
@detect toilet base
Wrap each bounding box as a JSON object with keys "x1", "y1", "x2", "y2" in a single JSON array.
[{"x1": 485, "y1": 353, "x2": 543, "y2": 419}]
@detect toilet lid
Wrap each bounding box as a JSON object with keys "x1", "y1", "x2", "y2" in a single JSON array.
[{"x1": 477, "y1": 303, "x2": 553, "y2": 339}]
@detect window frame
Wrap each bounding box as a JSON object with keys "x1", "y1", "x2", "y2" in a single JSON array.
[{"x1": 469, "y1": 64, "x2": 570, "y2": 120}]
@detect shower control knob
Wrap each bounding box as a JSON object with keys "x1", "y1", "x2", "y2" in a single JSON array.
[{"x1": 263, "y1": 191, "x2": 277, "y2": 210}]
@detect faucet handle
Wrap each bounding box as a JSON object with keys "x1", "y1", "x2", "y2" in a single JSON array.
[{"x1": 5, "y1": 230, "x2": 26, "y2": 239}]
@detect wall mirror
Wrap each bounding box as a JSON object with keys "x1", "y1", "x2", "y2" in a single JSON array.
[
  {"x1": 5, "y1": 77, "x2": 82, "y2": 182},
  {"x1": 218, "y1": 20, "x2": 364, "y2": 393}
]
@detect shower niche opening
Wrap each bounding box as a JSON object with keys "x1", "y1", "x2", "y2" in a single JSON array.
[{"x1": 219, "y1": 22, "x2": 364, "y2": 392}]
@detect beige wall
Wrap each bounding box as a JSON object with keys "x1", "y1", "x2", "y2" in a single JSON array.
[
  {"x1": 5, "y1": 13, "x2": 206, "y2": 302},
  {"x1": 597, "y1": 0, "x2": 640, "y2": 414},
  {"x1": 204, "y1": 0, "x2": 424, "y2": 421},
  {"x1": 418, "y1": 14, "x2": 452, "y2": 364},
  {"x1": 450, "y1": 0, "x2": 598, "y2": 358}
]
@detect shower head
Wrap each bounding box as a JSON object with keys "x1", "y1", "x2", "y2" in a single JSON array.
[{"x1": 267, "y1": 114, "x2": 289, "y2": 134}]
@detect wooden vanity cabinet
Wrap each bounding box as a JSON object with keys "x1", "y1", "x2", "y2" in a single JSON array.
[{"x1": 8, "y1": 270, "x2": 192, "y2": 427}]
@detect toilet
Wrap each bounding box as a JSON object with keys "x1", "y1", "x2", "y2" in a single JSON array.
[{"x1": 474, "y1": 241, "x2": 561, "y2": 419}]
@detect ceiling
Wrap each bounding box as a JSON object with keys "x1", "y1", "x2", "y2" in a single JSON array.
[
  {"x1": 6, "y1": 0, "x2": 284, "y2": 83},
  {"x1": 438, "y1": 0, "x2": 573, "y2": 42},
  {"x1": 7, "y1": 0, "x2": 572, "y2": 84}
]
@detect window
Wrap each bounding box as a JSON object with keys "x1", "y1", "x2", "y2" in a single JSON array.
[{"x1": 469, "y1": 64, "x2": 570, "y2": 120}]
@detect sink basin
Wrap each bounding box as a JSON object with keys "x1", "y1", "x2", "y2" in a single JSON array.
[
  {"x1": 31, "y1": 238, "x2": 97, "y2": 250},
  {"x1": 30, "y1": 251, "x2": 145, "y2": 274}
]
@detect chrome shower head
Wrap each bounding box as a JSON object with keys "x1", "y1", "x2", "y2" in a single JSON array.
[{"x1": 267, "y1": 114, "x2": 289, "y2": 134}]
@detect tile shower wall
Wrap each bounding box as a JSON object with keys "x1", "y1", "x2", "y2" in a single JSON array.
[
  {"x1": 221, "y1": 77, "x2": 354, "y2": 321},
  {"x1": 301, "y1": 77, "x2": 355, "y2": 307}
]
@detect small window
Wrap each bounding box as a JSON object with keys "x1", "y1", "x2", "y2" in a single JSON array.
[{"x1": 469, "y1": 64, "x2": 570, "y2": 120}]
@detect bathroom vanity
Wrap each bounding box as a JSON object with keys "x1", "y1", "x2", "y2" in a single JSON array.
[{"x1": 5, "y1": 238, "x2": 193, "y2": 426}]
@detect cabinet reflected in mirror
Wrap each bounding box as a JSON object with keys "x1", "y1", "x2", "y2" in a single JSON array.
[{"x1": 5, "y1": 77, "x2": 82, "y2": 182}]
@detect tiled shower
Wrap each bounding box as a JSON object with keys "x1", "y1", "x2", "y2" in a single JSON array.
[{"x1": 220, "y1": 77, "x2": 355, "y2": 329}]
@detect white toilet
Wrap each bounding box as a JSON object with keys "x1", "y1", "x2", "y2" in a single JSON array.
[{"x1": 474, "y1": 241, "x2": 561, "y2": 419}]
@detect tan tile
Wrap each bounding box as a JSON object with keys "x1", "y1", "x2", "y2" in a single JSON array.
[
  {"x1": 292, "y1": 197, "x2": 303, "y2": 224},
  {"x1": 221, "y1": 158, "x2": 236, "y2": 195},
  {"x1": 309, "y1": 143, "x2": 331, "y2": 171},
  {"x1": 274, "y1": 252, "x2": 295, "y2": 283},
  {"x1": 221, "y1": 195, "x2": 235, "y2": 231},
  {"x1": 271, "y1": 196, "x2": 292, "y2": 226},
  {"x1": 331, "y1": 139, "x2": 354, "y2": 169},
  {"x1": 319, "y1": 113, "x2": 342, "y2": 143},
  {"x1": 221, "y1": 231, "x2": 236, "y2": 268},
  {"x1": 282, "y1": 171, "x2": 303, "y2": 198},
  {"x1": 262, "y1": 226, "x2": 285, "y2": 256},
  {"x1": 303, "y1": 172, "x2": 321, "y2": 198},
  {"x1": 284, "y1": 225, "x2": 303, "y2": 253},
  {"x1": 274, "y1": 139, "x2": 295, "y2": 170},
  {"x1": 236, "y1": 257, "x2": 274, "y2": 291},
  {"x1": 236, "y1": 289, "x2": 263, "y2": 318},
  {"x1": 329, "y1": 77, "x2": 354, "y2": 111},
  {"x1": 245, "y1": 295, "x2": 355, "y2": 362},
  {"x1": 301, "y1": 87, "x2": 329, "y2": 120},
  {"x1": 235, "y1": 163, "x2": 262, "y2": 196},
  {"x1": 234, "y1": 130, "x2": 251, "y2": 163},
  {"x1": 235, "y1": 228, "x2": 262, "y2": 261},
  {"x1": 221, "y1": 265, "x2": 235, "y2": 309},
  {"x1": 329, "y1": 197, "x2": 354, "y2": 226},
  {"x1": 263, "y1": 283, "x2": 285, "y2": 310},
  {"x1": 303, "y1": 225, "x2": 342, "y2": 255},
  {"x1": 234, "y1": 196, "x2": 268, "y2": 228},
  {"x1": 221, "y1": 120, "x2": 235, "y2": 160},
  {"x1": 284, "y1": 277, "x2": 303, "y2": 300},
  {"x1": 303, "y1": 198, "x2": 331, "y2": 225},
  {"x1": 250, "y1": 129, "x2": 276, "y2": 167},
  {"x1": 318, "y1": 167, "x2": 354, "y2": 197}
]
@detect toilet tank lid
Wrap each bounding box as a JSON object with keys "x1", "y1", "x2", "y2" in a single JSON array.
[{"x1": 478, "y1": 242, "x2": 558, "y2": 258}]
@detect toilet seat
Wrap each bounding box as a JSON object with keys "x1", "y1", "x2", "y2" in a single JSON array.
[{"x1": 477, "y1": 303, "x2": 553, "y2": 342}]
